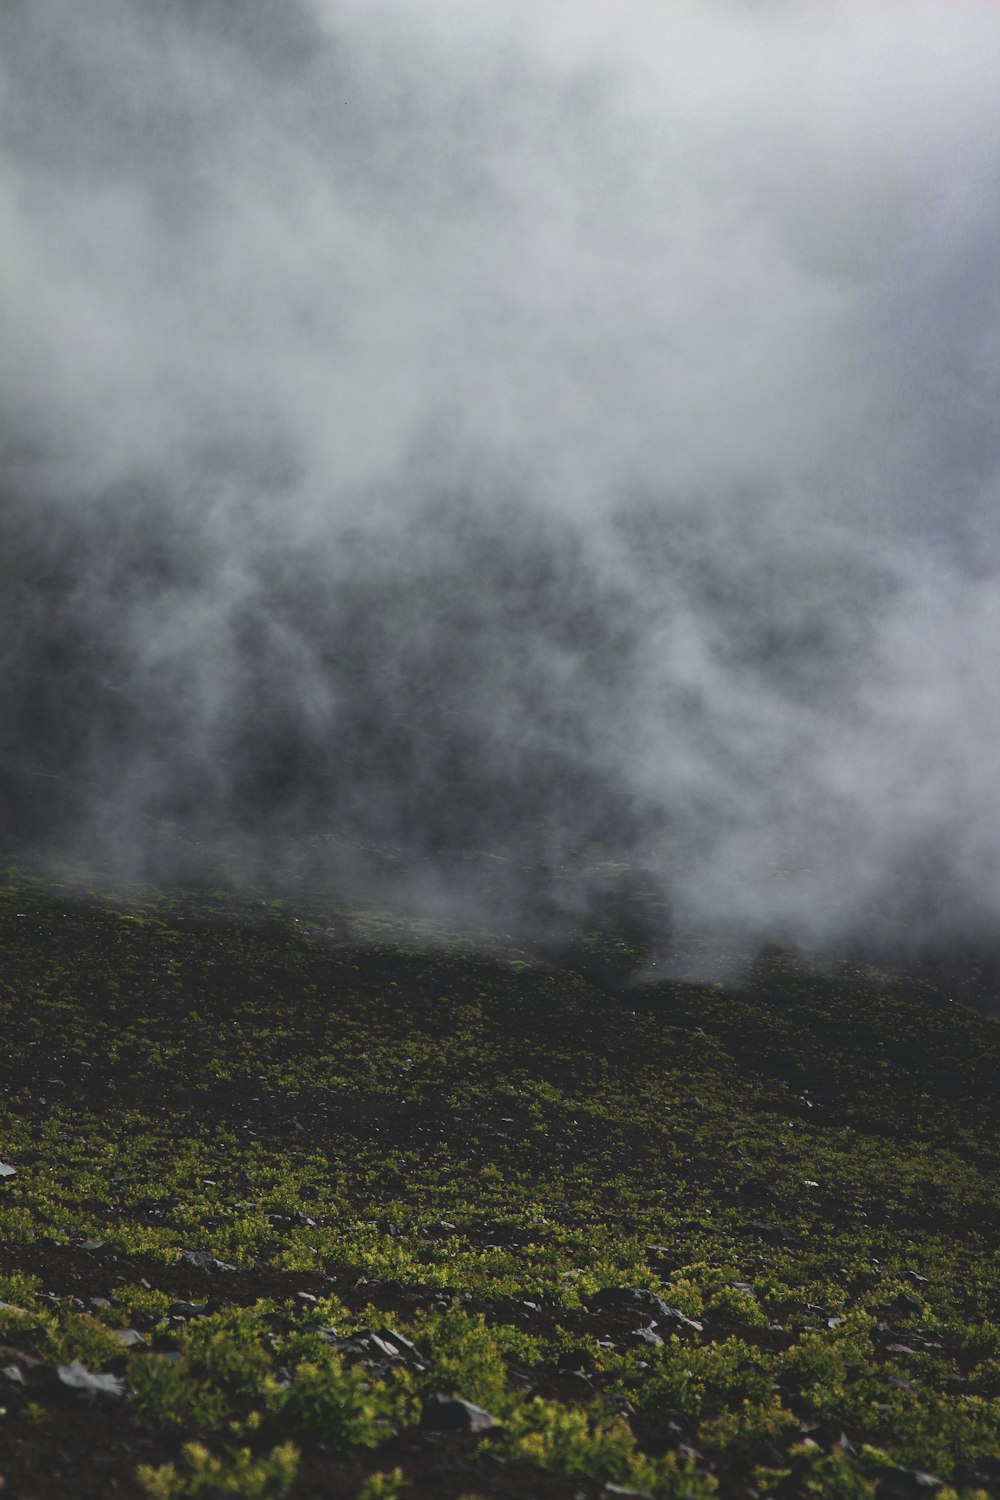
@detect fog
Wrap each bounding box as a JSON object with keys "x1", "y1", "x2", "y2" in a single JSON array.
[{"x1": 2, "y1": 0, "x2": 1000, "y2": 977}]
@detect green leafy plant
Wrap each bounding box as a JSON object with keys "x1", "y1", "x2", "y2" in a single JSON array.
[{"x1": 137, "y1": 1441, "x2": 299, "y2": 1499}]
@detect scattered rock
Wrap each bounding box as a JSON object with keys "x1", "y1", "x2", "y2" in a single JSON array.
[
  {"x1": 367, "y1": 1333, "x2": 400, "y2": 1360},
  {"x1": 168, "y1": 1300, "x2": 208, "y2": 1318},
  {"x1": 319, "y1": 1331, "x2": 374, "y2": 1357},
  {"x1": 747, "y1": 1220, "x2": 800, "y2": 1246},
  {"x1": 590, "y1": 1286, "x2": 664, "y2": 1315},
  {"x1": 589, "y1": 1287, "x2": 703, "y2": 1332},
  {"x1": 377, "y1": 1326, "x2": 417, "y2": 1356},
  {"x1": 377, "y1": 1327, "x2": 426, "y2": 1365},
  {"x1": 180, "y1": 1249, "x2": 236, "y2": 1273},
  {"x1": 420, "y1": 1393, "x2": 496, "y2": 1432},
  {"x1": 880, "y1": 1469, "x2": 944, "y2": 1498},
  {"x1": 56, "y1": 1360, "x2": 128, "y2": 1399}
]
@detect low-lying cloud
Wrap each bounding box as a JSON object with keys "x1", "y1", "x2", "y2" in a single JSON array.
[{"x1": 3, "y1": 0, "x2": 1000, "y2": 971}]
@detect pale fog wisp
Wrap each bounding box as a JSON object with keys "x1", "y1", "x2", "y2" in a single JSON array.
[{"x1": 2, "y1": 0, "x2": 1000, "y2": 976}]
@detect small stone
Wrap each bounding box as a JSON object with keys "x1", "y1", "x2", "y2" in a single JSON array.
[
  {"x1": 368, "y1": 1334, "x2": 399, "y2": 1360},
  {"x1": 591, "y1": 1286, "x2": 665, "y2": 1315},
  {"x1": 180, "y1": 1249, "x2": 236, "y2": 1272},
  {"x1": 629, "y1": 1324, "x2": 664, "y2": 1348},
  {"x1": 590, "y1": 1288, "x2": 703, "y2": 1332},
  {"x1": 886, "y1": 1471, "x2": 944, "y2": 1496},
  {"x1": 378, "y1": 1327, "x2": 424, "y2": 1364},
  {"x1": 747, "y1": 1219, "x2": 798, "y2": 1244},
  {"x1": 421, "y1": 1393, "x2": 496, "y2": 1432},
  {"x1": 56, "y1": 1360, "x2": 128, "y2": 1399},
  {"x1": 114, "y1": 1329, "x2": 146, "y2": 1347},
  {"x1": 321, "y1": 1332, "x2": 374, "y2": 1357}
]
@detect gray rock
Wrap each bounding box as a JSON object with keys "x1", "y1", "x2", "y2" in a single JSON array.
[
  {"x1": 882, "y1": 1470, "x2": 944, "y2": 1498},
  {"x1": 57, "y1": 1360, "x2": 128, "y2": 1399},
  {"x1": 180, "y1": 1249, "x2": 236, "y2": 1272},
  {"x1": 629, "y1": 1324, "x2": 664, "y2": 1348},
  {"x1": 168, "y1": 1300, "x2": 208, "y2": 1318},
  {"x1": 320, "y1": 1331, "x2": 375, "y2": 1357},
  {"x1": 421, "y1": 1393, "x2": 496, "y2": 1431},
  {"x1": 114, "y1": 1329, "x2": 147, "y2": 1348},
  {"x1": 378, "y1": 1327, "x2": 425, "y2": 1365},
  {"x1": 590, "y1": 1287, "x2": 703, "y2": 1332}
]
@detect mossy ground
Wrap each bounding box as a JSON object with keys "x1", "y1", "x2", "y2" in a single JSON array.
[{"x1": 0, "y1": 868, "x2": 998, "y2": 1498}]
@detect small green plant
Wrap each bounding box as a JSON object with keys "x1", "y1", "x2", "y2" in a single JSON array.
[
  {"x1": 705, "y1": 1284, "x2": 769, "y2": 1327},
  {"x1": 501, "y1": 1398, "x2": 657, "y2": 1488},
  {"x1": 411, "y1": 1303, "x2": 509, "y2": 1411},
  {"x1": 42, "y1": 1313, "x2": 129, "y2": 1369},
  {"x1": 785, "y1": 1443, "x2": 879, "y2": 1499},
  {"x1": 270, "y1": 1357, "x2": 411, "y2": 1449},
  {"x1": 136, "y1": 1441, "x2": 299, "y2": 1499},
  {"x1": 130, "y1": 1354, "x2": 234, "y2": 1435},
  {"x1": 356, "y1": 1470, "x2": 408, "y2": 1499}
]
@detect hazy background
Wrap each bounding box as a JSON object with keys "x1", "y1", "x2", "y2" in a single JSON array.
[{"x1": 2, "y1": 0, "x2": 1000, "y2": 980}]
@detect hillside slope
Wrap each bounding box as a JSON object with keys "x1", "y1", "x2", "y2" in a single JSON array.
[{"x1": 0, "y1": 872, "x2": 998, "y2": 1498}]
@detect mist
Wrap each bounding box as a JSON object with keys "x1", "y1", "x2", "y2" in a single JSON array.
[{"x1": 3, "y1": 0, "x2": 1000, "y2": 979}]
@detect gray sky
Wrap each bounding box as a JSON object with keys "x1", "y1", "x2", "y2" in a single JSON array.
[{"x1": 2, "y1": 0, "x2": 1000, "y2": 955}]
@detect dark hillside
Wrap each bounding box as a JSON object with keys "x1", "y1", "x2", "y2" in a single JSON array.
[{"x1": 0, "y1": 871, "x2": 998, "y2": 1498}]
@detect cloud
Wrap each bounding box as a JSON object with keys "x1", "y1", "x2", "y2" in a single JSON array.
[{"x1": 2, "y1": 0, "x2": 999, "y2": 964}]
